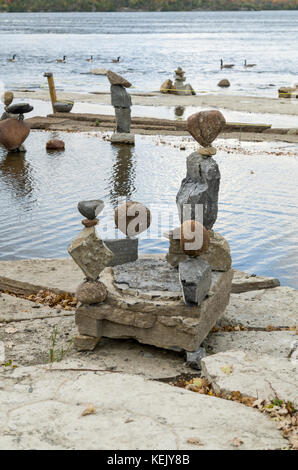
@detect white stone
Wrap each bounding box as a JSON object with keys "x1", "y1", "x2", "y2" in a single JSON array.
[{"x1": 110, "y1": 133, "x2": 135, "y2": 144}]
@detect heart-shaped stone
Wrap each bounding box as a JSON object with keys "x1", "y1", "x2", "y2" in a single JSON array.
[
  {"x1": 0, "y1": 118, "x2": 30, "y2": 150},
  {"x1": 187, "y1": 110, "x2": 226, "y2": 147}
]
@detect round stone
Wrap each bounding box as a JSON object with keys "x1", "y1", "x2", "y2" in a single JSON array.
[
  {"x1": 46, "y1": 139, "x2": 65, "y2": 151},
  {"x1": 78, "y1": 200, "x2": 104, "y2": 220},
  {"x1": 2, "y1": 91, "x2": 14, "y2": 106},
  {"x1": 114, "y1": 201, "x2": 151, "y2": 237},
  {"x1": 217, "y1": 79, "x2": 230, "y2": 88},
  {"x1": 0, "y1": 118, "x2": 30, "y2": 151},
  {"x1": 76, "y1": 281, "x2": 107, "y2": 305},
  {"x1": 180, "y1": 220, "x2": 210, "y2": 256},
  {"x1": 82, "y1": 218, "x2": 98, "y2": 228}
]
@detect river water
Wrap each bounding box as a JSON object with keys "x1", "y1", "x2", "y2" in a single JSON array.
[{"x1": 0, "y1": 11, "x2": 297, "y2": 95}]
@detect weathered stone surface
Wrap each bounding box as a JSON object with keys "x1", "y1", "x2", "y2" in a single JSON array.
[
  {"x1": 0, "y1": 363, "x2": 286, "y2": 450},
  {"x1": 73, "y1": 335, "x2": 101, "y2": 351},
  {"x1": 204, "y1": 330, "x2": 297, "y2": 359},
  {"x1": 46, "y1": 139, "x2": 65, "y2": 150},
  {"x1": 2, "y1": 91, "x2": 14, "y2": 106},
  {"x1": 76, "y1": 257, "x2": 233, "y2": 352},
  {"x1": 53, "y1": 101, "x2": 74, "y2": 113},
  {"x1": 219, "y1": 287, "x2": 298, "y2": 329},
  {"x1": 179, "y1": 258, "x2": 212, "y2": 306},
  {"x1": 197, "y1": 146, "x2": 217, "y2": 156},
  {"x1": 76, "y1": 281, "x2": 107, "y2": 305},
  {"x1": 82, "y1": 218, "x2": 98, "y2": 227},
  {"x1": 199, "y1": 230, "x2": 232, "y2": 271},
  {"x1": 187, "y1": 110, "x2": 226, "y2": 147},
  {"x1": 115, "y1": 107, "x2": 131, "y2": 133},
  {"x1": 160, "y1": 79, "x2": 173, "y2": 93},
  {"x1": 165, "y1": 229, "x2": 188, "y2": 267},
  {"x1": 186, "y1": 347, "x2": 207, "y2": 369},
  {"x1": 68, "y1": 227, "x2": 114, "y2": 281},
  {"x1": 6, "y1": 103, "x2": 33, "y2": 115},
  {"x1": 231, "y1": 270, "x2": 280, "y2": 293},
  {"x1": 110, "y1": 85, "x2": 132, "y2": 108},
  {"x1": 114, "y1": 201, "x2": 151, "y2": 236},
  {"x1": 77, "y1": 200, "x2": 104, "y2": 220},
  {"x1": 90, "y1": 68, "x2": 107, "y2": 75},
  {"x1": 218, "y1": 79, "x2": 230, "y2": 88},
  {"x1": 202, "y1": 350, "x2": 298, "y2": 407},
  {"x1": 180, "y1": 220, "x2": 210, "y2": 256},
  {"x1": 176, "y1": 152, "x2": 220, "y2": 230},
  {"x1": 104, "y1": 238, "x2": 138, "y2": 266},
  {"x1": 0, "y1": 118, "x2": 30, "y2": 150},
  {"x1": 110, "y1": 133, "x2": 135, "y2": 144},
  {"x1": 107, "y1": 70, "x2": 132, "y2": 88}
]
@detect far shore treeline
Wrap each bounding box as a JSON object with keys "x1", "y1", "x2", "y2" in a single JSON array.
[{"x1": 0, "y1": 0, "x2": 297, "y2": 13}]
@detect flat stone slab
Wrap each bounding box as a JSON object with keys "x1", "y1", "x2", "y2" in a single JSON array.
[
  {"x1": 0, "y1": 257, "x2": 281, "y2": 297},
  {"x1": 0, "y1": 293, "x2": 73, "y2": 323},
  {"x1": 0, "y1": 362, "x2": 286, "y2": 450},
  {"x1": 202, "y1": 351, "x2": 298, "y2": 407},
  {"x1": 204, "y1": 331, "x2": 297, "y2": 358},
  {"x1": 220, "y1": 287, "x2": 298, "y2": 329},
  {"x1": 76, "y1": 258, "x2": 233, "y2": 352},
  {"x1": 232, "y1": 270, "x2": 280, "y2": 293}
]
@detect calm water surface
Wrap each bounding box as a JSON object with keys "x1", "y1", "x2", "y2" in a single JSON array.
[
  {"x1": 0, "y1": 131, "x2": 297, "y2": 289},
  {"x1": 0, "y1": 11, "x2": 297, "y2": 95}
]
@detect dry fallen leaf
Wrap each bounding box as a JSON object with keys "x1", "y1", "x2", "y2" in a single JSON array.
[
  {"x1": 221, "y1": 365, "x2": 233, "y2": 375},
  {"x1": 231, "y1": 437, "x2": 244, "y2": 447},
  {"x1": 187, "y1": 438, "x2": 203, "y2": 446},
  {"x1": 81, "y1": 403, "x2": 96, "y2": 417}
]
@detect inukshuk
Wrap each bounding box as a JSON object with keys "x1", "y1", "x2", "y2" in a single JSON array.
[
  {"x1": 107, "y1": 70, "x2": 135, "y2": 145},
  {"x1": 166, "y1": 110, "x2": 232, "y2": 305}
]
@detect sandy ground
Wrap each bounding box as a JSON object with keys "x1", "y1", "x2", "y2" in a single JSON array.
[{"x1": 15, "y1": 90, "x2": 298, "y2": 116}]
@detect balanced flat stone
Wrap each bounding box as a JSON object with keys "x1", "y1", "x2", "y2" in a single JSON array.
[
  {"x1": 0, "y1": 362, "x2": 286, "y2": 450},
  {"x1": 75, "y1": 257, "x2": 233, "y2": 352},
  {"x1": 201, "y1": 350, "x2": 298, "y2": 407},
  {"x1": 231, "y1": 270, "x2": 280, "y2": 293},
  {"x1": 6, "y1": 103, "x2": 33, "y2": 115},
  {"x1": 110, "y1": 133, "x2": 135, "y2": 144},
  {"x1": 220, "y1": 287, "x2": 298, "y2": 329}
]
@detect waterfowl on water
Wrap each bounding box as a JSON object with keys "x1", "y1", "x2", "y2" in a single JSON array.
[
  {"x1": 56, "y1": 56, "x2": 66, "y2": 63},
  {"x1": 244, "y1": 59, "x2": 256, "y2": 68},
  {"x1": 112, "y1": 56, "x2": 120, "y2": 63},
  {"x1": 220, "y1": 59, "x2": 234, "y2": 69},
  {"x1": 7, "y1": 54, "x2": 16, "y2": 62},
  {"x1": 86, "y1": 56, "x2": 94, "y2": 62}
]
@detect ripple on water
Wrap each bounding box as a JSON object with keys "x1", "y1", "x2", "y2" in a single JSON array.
[{"x1": 0, "y1": 131, "x2": 297, "y2": 289}]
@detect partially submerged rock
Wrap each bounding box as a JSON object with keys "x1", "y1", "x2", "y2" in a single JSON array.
[
  {"x1": 46, "y1": 139, "x2": 65, "y2": 151},
  {"x1": 0, "y1": 118, "x2": 30, "y2": 151},
  {"x1": 218, "y1": 79, "x2": 230, "y2": 88}
]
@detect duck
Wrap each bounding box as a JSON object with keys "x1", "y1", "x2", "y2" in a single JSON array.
[
  {"x1": 244, "y1": 59, "x2": 256, "y2": 68},
  {"x1": 86, "y1": 56, "x2": 94, "y2": 62},
  {"x1": 112, "y1": 56, "x2": 120, "y2": 63},
  {"x1": 56, "y1": 56, "x2": 66, "y2": 63},
  {"x1": 7, "y1": 54, "x2": 16, "y2": 63},
  {"x1": 220, "y1": 59, "x2": 234, "y2": 69}
]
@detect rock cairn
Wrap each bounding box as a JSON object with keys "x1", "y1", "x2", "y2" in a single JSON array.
[
  {"x1": 160, "y1": 67, "x2": 195, "y2": 96},
  {"x1": 0, "y1": 97, "x2": 33, "y2": 152},
  {"x1": 107, "y1": 70, "x2": 135, "y2": 145},
  {"x1": 166, "y1": 110, "x2": 232, "y2": 306}
]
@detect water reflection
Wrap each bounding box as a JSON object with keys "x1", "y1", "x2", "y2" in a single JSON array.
[
  {"x1": 174, "y1": 106, "x2": 185, "y2": 118},
  {"x1": 0, "y1": 150, "x2": 34, "y2": 200},
  {"x1": 109, "y1": 145, "x2": 136, "y2": 206}
]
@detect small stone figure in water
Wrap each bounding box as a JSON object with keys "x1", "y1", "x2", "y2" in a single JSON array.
[{"x1": 107, "y1": 70, "x2": 135, "y2": 144}]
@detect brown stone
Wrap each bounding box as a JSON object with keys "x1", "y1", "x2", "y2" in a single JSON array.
[
  {"x1": 199, "y1": 230, "x2": 232, "y2": 271},
  {"x1": 0, "y1": 118, "x2": 30, "y2": 151},
  {"x1": 187, "y1": 110, "x2": 226, "y2": 147},
  {"x1": 106, "y1": 70, "x2": 132, "y2": 88},
  {"x1": 114, "y1": 201, "x2": 151, "y2": 237},
  {"x1": 180, "y1": 220, "x2": 210, "y2": 256},
  {"x1": 197, "y1": 146, "x2": 217, "y2": 156},
  {"x1": 46, "y1": 139, "x2": 65, "y2": 150},
  {"x1": 76, "y1": 280, "x2": 107, "y2": 304},
  {"x1": 217, "y1": 79, "x2": 230, "y2": 88},
  {"x1": 160, "y1": 79, "x2": 173, "y2": 94},
  {"x1": 2, "y1": 91, "x2": 14, "y2": 106},
  {"x1": 74, "y1": 335, "x2": 101, "y2": 351},
  {"x1": 82, "y1": 218, "x2": 98, "y2": 228}
]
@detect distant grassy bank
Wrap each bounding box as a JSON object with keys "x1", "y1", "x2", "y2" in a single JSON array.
[{"x1": 0, "y1": 0, "x2": 297, "y2": 13}]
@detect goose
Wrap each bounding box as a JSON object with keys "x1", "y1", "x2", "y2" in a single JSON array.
[
  {"x1": 220, "y1": 59, "x2": 234, "y2": 69},
  {"x1": 112, "y1": 56, "x2": 120, "y2": 63},
  {"x1": 244, "y1": 59, "x2": 256, "y2": 68},
  {"x1": 56, "y1": 56, "x2": 66, "y2": 63},
  {"x1": 86, "y1": 56, "x2": 94, "y2": 62},
  {"x1": 7, "y1": 54, "x2": 16, "y2": 62}
]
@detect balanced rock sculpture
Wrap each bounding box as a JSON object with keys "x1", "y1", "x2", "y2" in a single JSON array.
[
  {"x1": 107, "y1": 70, "x2": 135, "y2": 145},
  {"x1": 0, "y1": 102, "x2": 33, "y2": 152}
]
